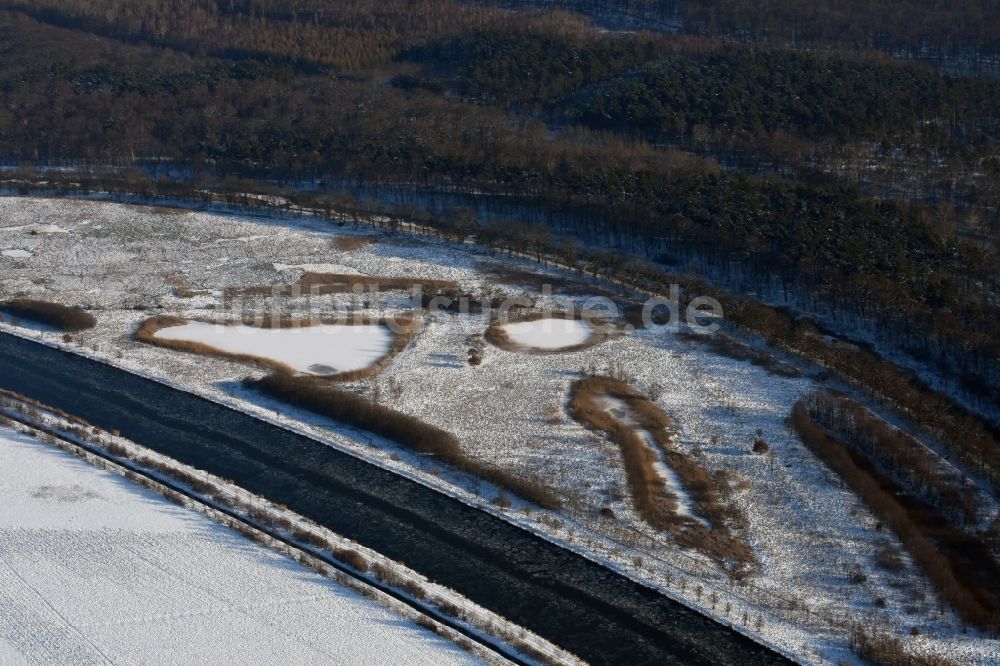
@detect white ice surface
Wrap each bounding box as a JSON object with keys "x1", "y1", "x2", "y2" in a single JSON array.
[
  {"x1": 0, "y1": 424, "x2": 480, "y2": 666},
  {"x1": 153, "y1": 321, "x2": 393, "y2": 375},
  {"x1": 499, "y1": 318, "x2": 593, "y2": 350},
  {"x1": 1, "y1": 249, "x2": 32, "y2": 259}
]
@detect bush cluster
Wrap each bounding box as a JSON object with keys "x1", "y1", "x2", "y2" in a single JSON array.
[{"x1": 1, "y1": 299, "x2": 97, "y2": 332}]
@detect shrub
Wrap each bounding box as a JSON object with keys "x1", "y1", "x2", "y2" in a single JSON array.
[
  {"x1": 875, "y1": 542, "x2": 905, "y2": 571},
  {"x1": 468, "y1": 347, "x2": 482, "y2": 366},
  {"x1": 1, "y1": 299, "x2": 96, "y2": 332},
  {"x1": 333, "y1": 548, "x2": 370, "y2": 573}
]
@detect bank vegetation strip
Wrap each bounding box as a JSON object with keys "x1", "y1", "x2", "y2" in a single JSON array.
[
  {"x1": 135, "y1": 314, "x2": 420, "y2": 381},
  {"x1": 0, "y1": 298, "x2": 96, "y2": 332}
]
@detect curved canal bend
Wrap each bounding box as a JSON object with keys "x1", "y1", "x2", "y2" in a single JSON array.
[{"x1": 0, "y1": 332, "x2": 792, "y2": 666}]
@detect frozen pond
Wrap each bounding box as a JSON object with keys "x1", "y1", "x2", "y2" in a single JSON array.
[
  {"x1": 499, "y1": 318, "x2": 594, "y2": 350},
  {"x1": 153, "y1": 321, "x2": 393, "y2": 375}
]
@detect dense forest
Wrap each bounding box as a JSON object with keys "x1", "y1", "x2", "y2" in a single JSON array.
[
  {"x1": 0, "y1": 1, "x2": 996, "y2": 409},
  {"x1": 496, "y1": 0, "x2": 1000, "y2": 73},
  {"x1": 408, "y1": 30, "x2": 1000, "y2": 222}
]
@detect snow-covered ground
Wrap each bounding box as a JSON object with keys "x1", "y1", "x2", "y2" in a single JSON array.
[
  {"x1": 497, "y1": 318, "x2": 594, "y2": 350},
  {"x1": 152, "y1": 320, "x2": 393, "y2": 375},
  {"x1": 0, "y1": 195, "x2": 996, "y2": 665},
  {"x1": 0, "y1": 422, "x2": 482, "y2": 666}
]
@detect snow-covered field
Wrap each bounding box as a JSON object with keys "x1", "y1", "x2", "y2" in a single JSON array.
[
  {"x1": 152, "y1": 320, "x2": 393, "y2": 375},
  {"x1": 1, "y1": 195, "x2": 996, "y2": 665},
  {"x1": 0, "y1": 422, "x2": 481, "y2": 665}
]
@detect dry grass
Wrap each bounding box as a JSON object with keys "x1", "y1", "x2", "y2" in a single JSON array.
[
  {"x1": 233, "y1": 272, "x2": 458, "y2": 297},
  {"x1": 172, "y1": 287, "x2": 211, "y2": 298},
  {"x1": 333, "y1": 235, "x2": 378, "y2": 252},
  {"x1": 475, "y1": 261, "x2": 618, "y2": 298},
  {"x1": 850, "y1": 625, "x2": 958, "y2": 666},
  {"x1": 134, "y1": 314, "x2": 420, "y2": 381},
  {"x1": 252, "y1": 373, "x2": 562, "y2": 509},
  {"x1": 485, "y1": 310, "x2": 610, "y2": 354},
  {"x1": 0, "y1": 299, "x2": 97, "y2": 332},
  {"x1": 124, "y1": 204, "x2": 190, "y2": 216},
  {"x1": 569, "y1": 376, "x2": 757, "y2": 576},
  {"x1": 792, "y1": 401, "x2": 1000, "y2": 630}
]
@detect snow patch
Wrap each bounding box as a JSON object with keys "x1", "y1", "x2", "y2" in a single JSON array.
[{"x1": 1, "y1": 249, "x2": 32, "y2": 259}]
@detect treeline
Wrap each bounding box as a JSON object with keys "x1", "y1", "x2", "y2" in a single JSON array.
[
  {"x1": 0, "y1": 0, "x2": 590, "y2": 71},
  {"x1": 413, "y1": 30, "x2": 1000, "y2": 144},
  {"x1": 406, "y1": 29, "x2": 671, "y2": 105},
  {"x1": 251, "y1": 373, "x2": 562, "y2": 509},
  {"x1": 791, "y1": 401, "x2": 999, "y2": 631},
  {"x1": 407, "y1": 30, "x2": 1000, "y2": 220},
  {"x1": 570, "y1": 49, "x2": 1000, "y2": 144}
]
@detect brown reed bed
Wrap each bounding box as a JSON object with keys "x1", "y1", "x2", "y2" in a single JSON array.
[
  {"x1": 802, "y1": 391, "x2": 979, "y2": 523},
  {"x1": 0, "y1": 298, "x2": 97, "y2": 332},
  {"x1": 791, "y1": 400, "x2": 1000, "y2": 630},
  {"x1": 232, "y1": 272, "x2": 459, "y2": 298},
  {"x1": 333, "y1": 235, "x2": 379, "y2": 252},
  {"x1": 677, "y1": 331, "x2": 802, "y2": 377},
  {"x1": 251, "y1": 373, "x2": 562, "y2": 510},
  {"x1": 569, "y1": 376, "x2": 757, "y2": 576}
]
